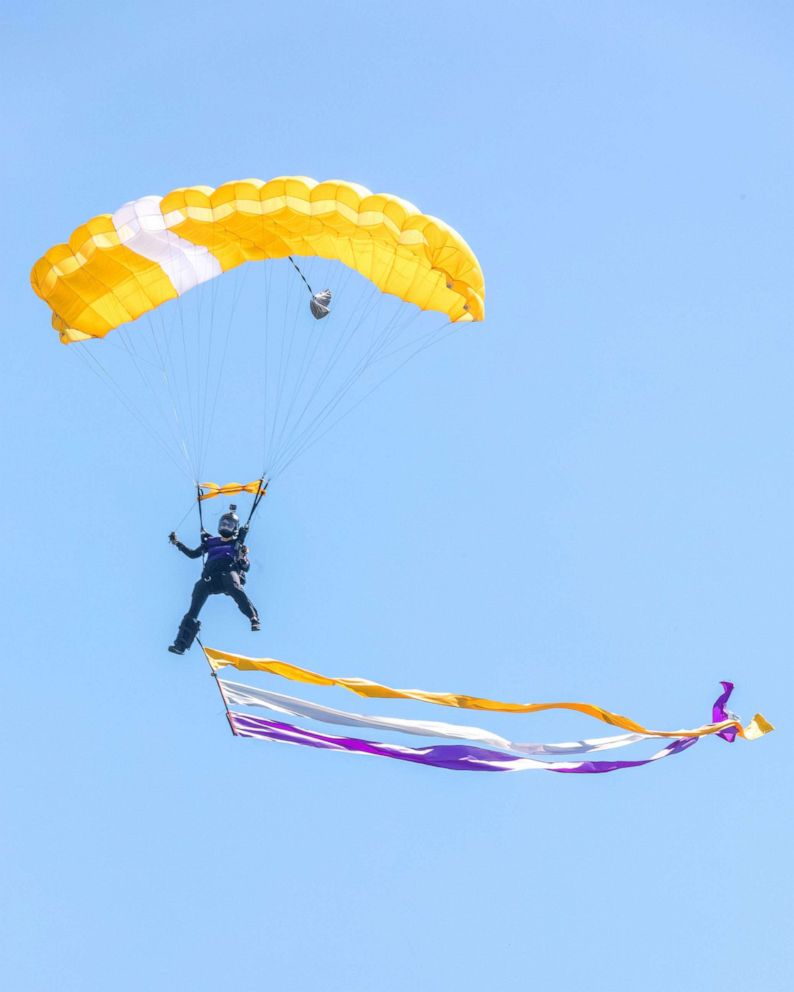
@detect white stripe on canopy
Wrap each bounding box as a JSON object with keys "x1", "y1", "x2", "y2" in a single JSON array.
[{"x1": 112, "y1": 196, "x2": 222, "y2": 295}]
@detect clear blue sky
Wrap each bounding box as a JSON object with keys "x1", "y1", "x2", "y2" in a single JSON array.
[{"x1": 1, "y1": 2, "x2": 791, "y2": 989}]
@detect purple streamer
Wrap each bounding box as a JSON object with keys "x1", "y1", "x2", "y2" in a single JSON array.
[
  {"x1": 713, "y1": 682, "x2": 738, "y2": 742},
  {"x1": 229, "y1": 712, "x2": 700, "y2": 774}
]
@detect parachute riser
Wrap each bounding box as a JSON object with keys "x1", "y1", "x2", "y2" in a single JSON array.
[
  {"x1": 196, "y1": 484, "x2": 206, "y2": 532},
  {"x1": 195, "y1": 484, "x2": 208, "y2": 564},
  {"x1": 243, "y1": 477, "x2": 269, "y2": 532}
]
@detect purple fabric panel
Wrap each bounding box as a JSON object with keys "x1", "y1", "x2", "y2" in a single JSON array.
[
  {"x1": 231, "y1": 713, "x2": 509, "y2": 772},
  {"x1": 712, "y1": 681, "x2": 738, "y2": 742},
  {"x1": 550, "y1": 735, "x2": 698, "y2": 773},
  {"x1": 229, "y1": 712, "x2": 699, "y2": 775}
]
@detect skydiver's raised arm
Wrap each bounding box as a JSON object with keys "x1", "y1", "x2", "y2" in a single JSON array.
[{"x1": 169, "y1": 532, "x2": 207, "y2": 558}]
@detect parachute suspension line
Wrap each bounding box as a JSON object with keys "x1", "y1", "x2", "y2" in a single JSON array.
[
  {"x1": 197, "y1": 264, "x2": 248, "y2": 478},
  {"x1": 265, "y1": 257, "x2": 301, "y2": 462},
  {"x1": 155, "y1": 303, "x2": 200, "y2": 482},
  {"x1": 67, "y1": 314, "x2": 196, "y2": 482},
  {"x1": 258, "y1": 227, "x2": 335, "y2": 470},
  {"x1": 115, "y1": 325, "x2": 191, "y2": 477},
  {"x1": 96, "y1": 328, "x2": 163, "y2": 370},
  {"x1": 264, "y1": 266, "x2": 377, "y2": 475},
  {"x1": 266, "y1": 250, "x2": 413, "y2": 477},
  {"x1": 159, "y1": 301, "x2": 199, "y2": 480},
  {"x1": 265, "y1": 257, "x2": 312, "y2": 467},
  {"x1": 306, "y1": 282, "x2": 380, "y2": 396},
  {"x1": 69, "y1": 342, "x2": 194, "y2": 481},
  {"x1": 196, "y1": 228, "x2": 223, "y2": 477},
  {"x1": 266, "y1": 257, "x2": 340, "y2": 466},
  {"x1": 288, "y1": 269, "x2": 376, "y2": 402},
  {"x1": 266, "y1": 279, "x2": 381, "y2": 469},
  {"x1": 260, "y1": 258, "x2": 274, "y2": 469},
  {"x1": 268, "y1": 259, "x2": 361, "y2": 462},
  {"x1": 144, "y1": 312, "x2": 197, "y2": 482},
  {"x1": 352, "y1": 300, "x2": 429, "y2": 375},
  {"x1": 187, "y1": 230, "x2": 204, "y2": 472},
  {"x1": 184, "y1": 233, "x2": 208, "y2": 475},
  {"x1": 278, "y1": 292, "x2": 391, "y2": 456},
  {"x1": 196, "y1": 219, "x2": 226, "y2": 478},
  {"x1": 274, "y1": 319, "x2": 457, "y2": 478},
  {"x1": 367, "y1": 322, "x2": 454, "y2": 365},
  {"x1": 260, "y1": 254, "x2": 340, "y2": 473},
  {"x1": 259, "y1": 208, "x2": 276, "y2": 471},
  {"x1": 172, "y1": 495, "x2": 200, "y2": 533},
  {"x1": 152, "y1": 216, "x2": 201, "y2": 480},
  {"x1": 177, "y1": 237, "x2": 211, "y2": 478},
  {"x1": 274, "y1": 308, "x2": 449, "y2": 477},
  {"x1": 306, "y1": 250, "x2": 399, "y2": 389},
  {"x1": 182, "y1": 273, "x2": 203, "y2": 476}
]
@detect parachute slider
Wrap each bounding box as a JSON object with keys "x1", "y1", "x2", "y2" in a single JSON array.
[
  {"x1": 310, "y1": 289, "x2": 332, "y2": 320},
  {"x1": 198, "y1": 481, "x2": 267, "y2": 501}
]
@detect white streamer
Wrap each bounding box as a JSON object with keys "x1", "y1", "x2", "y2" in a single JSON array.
[{"x1": 218, "y1": 679, "x2": 664, "y2": 756}]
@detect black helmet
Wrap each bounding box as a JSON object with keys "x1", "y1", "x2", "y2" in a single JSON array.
[{"x1": 218, "y1": 504, "x2": 239, "y2": 538}]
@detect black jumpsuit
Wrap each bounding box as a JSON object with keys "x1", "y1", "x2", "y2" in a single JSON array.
[{"x1": 175, "y1": 533, "x2": 259, "y2": 623}]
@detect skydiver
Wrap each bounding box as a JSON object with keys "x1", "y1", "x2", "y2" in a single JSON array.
[{"x1": 167, "y1": 504, "x2": 261, "y2": 655}]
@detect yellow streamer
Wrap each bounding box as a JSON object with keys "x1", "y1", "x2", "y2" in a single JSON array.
[{"x1": 203, "y1": 647, "x2": 772, "y2": 741}]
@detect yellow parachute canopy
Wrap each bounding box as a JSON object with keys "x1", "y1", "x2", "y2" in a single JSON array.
[{"x1": 31, "y1": 176, "x2": 485, "y2": 343}]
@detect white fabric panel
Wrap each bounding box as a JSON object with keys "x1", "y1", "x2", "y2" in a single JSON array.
[
  {"x1": 112, "y1": 196, "x2": 222, "y2": 295},
  {"x1": 218, "y1": 679, "x2": 661, "y2": 756}
]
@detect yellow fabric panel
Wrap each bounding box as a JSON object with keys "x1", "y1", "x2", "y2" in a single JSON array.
[
  {"x1": 31, "y1": 213, "x2": 180, "y2": 337},
  {"x1": 32, "y1": 176, "x2": 484, "y2": 342},
  {"x1": 202, "y1": 647, "x2": 772, "y2": 741},
  {"x1": 32, "y1": 240, "x2": 179, "y2": 339},
  {"x1": 198, "y1": 481, "x2": 267, "y2": 501}
]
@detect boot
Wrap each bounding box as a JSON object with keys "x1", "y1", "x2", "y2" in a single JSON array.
[
  {"x1": 250, "y1": 616, "x2": 261, "y2": 632},
  {"x1": 168, "y1": 615, "x2": 201, "y2": 654}
]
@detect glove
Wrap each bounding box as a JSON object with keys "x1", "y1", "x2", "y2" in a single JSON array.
[
  {"x1": 200, "y1": 529, "x2": 211, "y2": 541},
  {"x1": 169, "y1": 532, "x2": 178, "y2": 545}
]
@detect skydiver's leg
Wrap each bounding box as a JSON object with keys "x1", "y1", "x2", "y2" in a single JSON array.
[
  {"x1": 222, "y1": 572, "x2": 260, "y2": 630},
  {"x1": 186, "y1": 578, "x2": 212, "y2": 621},
  {"x1": 168, "y1": 579, "x2": 211, "y2": 654}
]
